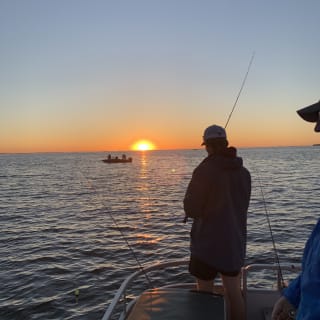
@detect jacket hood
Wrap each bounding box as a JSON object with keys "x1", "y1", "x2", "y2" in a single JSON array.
[{"x1": 206, "y1": 153, "x2": 243, "y2": 170}]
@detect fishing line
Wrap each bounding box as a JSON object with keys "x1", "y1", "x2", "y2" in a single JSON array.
[
  {"x1": 224, "y1": 52, "x2": 255, "y2": 129},
  {"x1": 78, "y1": 170, "x2": 154, "y2": 288},
  {"x1": 222, "y1": 52, "x2": 286, "y2": 288},
  {"x1": 256, "y1": 170, "x2": 286, "y2": 289}
]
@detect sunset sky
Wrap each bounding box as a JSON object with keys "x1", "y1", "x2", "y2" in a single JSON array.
[{"x1": 1, "y1": 0, "x2": 319, "y2": 153}]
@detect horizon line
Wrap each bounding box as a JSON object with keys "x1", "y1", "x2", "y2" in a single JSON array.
[{"x1": 0, "y1": 144, "x2": 315, "y2": 155}]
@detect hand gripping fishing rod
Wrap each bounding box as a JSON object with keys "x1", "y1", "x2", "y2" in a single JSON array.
[{"x1": 224, "y1": 52, "x2": 286, "y2": 289}]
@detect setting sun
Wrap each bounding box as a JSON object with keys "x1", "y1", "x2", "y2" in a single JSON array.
[{"x1": 131, "y1": 140, "x2": 156, "y2": 151}]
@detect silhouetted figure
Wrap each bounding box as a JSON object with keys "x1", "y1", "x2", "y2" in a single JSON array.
[{"x1": 184, "y1": 124, "x2": 251, "y2": 320}]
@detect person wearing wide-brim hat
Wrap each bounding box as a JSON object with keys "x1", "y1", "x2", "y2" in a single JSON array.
[
  {"x1": 296, "y1": 100, "x2": 320, "y2": 132},
  {"x1": 272, "y1": 100, "x2": 320, "y2": 320}
]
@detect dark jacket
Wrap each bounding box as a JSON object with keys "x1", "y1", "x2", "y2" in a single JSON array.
[{"x1": 184, "y1": 153, "x2": 251, "y2": 272}]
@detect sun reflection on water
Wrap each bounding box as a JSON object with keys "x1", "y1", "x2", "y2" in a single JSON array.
[{"x1": 135, "y1": 233, "x2": 164, "y2": 245}]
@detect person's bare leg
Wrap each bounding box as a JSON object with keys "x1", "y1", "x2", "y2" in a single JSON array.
[
  {"x1": 196, "y1": 278, "x2": 213, "y2": 293},
  {"x1": 221, "y1": 274, "x2": 245, "y2": 320}
]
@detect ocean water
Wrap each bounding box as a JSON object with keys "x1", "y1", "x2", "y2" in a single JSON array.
[{"x1": 0, "y1": 147, "x2": 319, "y2": 319}]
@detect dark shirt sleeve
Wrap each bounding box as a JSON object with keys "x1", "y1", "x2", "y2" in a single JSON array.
[
  {"x1": 183, "y1": 165, "x2": 212, "y2": 219},
  {"x1": 283, "y1": 219, "x2": 320, "y2": 313},
  {"x1": 283, "y1": 274, "x2": 301, "y2": 308}
]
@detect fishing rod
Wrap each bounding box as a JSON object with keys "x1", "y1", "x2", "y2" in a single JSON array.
[
  {"x1": 78, "y1": 170, "x2": 154, "y2": 288},
  {"x1": 183, "y1": 53, "x2": 256, "y2": 224},
  {"x1": 256, "y1": 171, "x2": 286, "y2": 289},
  {"x1": 223, "y1": 52, "x2": 286, "y2": 288},
  {"x1": 224, "y1": 52, "x2": 255, "y2": 129}
]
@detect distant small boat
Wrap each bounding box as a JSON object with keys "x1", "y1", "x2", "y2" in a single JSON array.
[{"x1": 102, "y1": 155, "x2": 132, "y2": 163}]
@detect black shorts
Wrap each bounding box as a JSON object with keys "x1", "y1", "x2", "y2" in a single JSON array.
[{"x1": 189, "y1": 255, "x2": 240, "y2": 280}]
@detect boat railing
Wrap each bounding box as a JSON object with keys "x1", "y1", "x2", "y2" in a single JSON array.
[
  {"x1": 242, "y1": 263, "x2": 301, "y2": 299},
  {"x1": 101, "y1": 259, "x2": 189, "y2": 320},
  {"x1": 101, "y1": 260, "x2": 301, "y2": 320}
]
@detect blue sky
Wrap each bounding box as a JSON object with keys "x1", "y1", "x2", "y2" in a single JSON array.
[{"x1": 1, "y1": 0, "x2": 319, "y2": 152}]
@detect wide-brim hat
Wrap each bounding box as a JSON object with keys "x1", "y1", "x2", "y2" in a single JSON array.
[{"x1": 297, "y1": 101, "x2": 320, "y2": 132}]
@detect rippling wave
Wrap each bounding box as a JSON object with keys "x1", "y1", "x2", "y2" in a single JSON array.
[{"x1": 0, "y1": 147, "x2": 319, "y2": 319}]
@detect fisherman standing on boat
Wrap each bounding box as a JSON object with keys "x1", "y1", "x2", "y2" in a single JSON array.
[
  {"x1": 272, "y1": 101, "x2": 320, "y2": 320},
  {"x1": 184, "y1": 124, "x2": 251, "y2": 320}
]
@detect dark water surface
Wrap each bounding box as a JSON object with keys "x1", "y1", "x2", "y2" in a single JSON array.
[{"x1": 1, "y1": 147, "x2": 319, "y2": 319}]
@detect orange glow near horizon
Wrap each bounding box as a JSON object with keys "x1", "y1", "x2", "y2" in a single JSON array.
[
  {"x1": 131, "y1": 140, "x2": 156, "y2": 151},
  {"x1": 0, "y1": 123, "x2": 317, "y2": 153}
]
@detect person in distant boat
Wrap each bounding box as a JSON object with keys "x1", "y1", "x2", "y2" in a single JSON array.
[
  {"x1": 183, "y1": 124, "x2": 251, "y2": 320},
  {"x1": 272, "y1": 101, "x2": 320, "y2": 320},
  {"x1": 108, "y1": 154, "x2": 111, "y2": 160}
]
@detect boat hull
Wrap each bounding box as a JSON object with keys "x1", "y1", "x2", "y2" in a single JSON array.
[{"x1": 102, "y1": 158, "x2": 132, "y2": 163}]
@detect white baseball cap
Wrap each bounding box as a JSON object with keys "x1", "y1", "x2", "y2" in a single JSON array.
[{"x1": 201, "y1": 125, "x2": 227, "y2": 145}]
